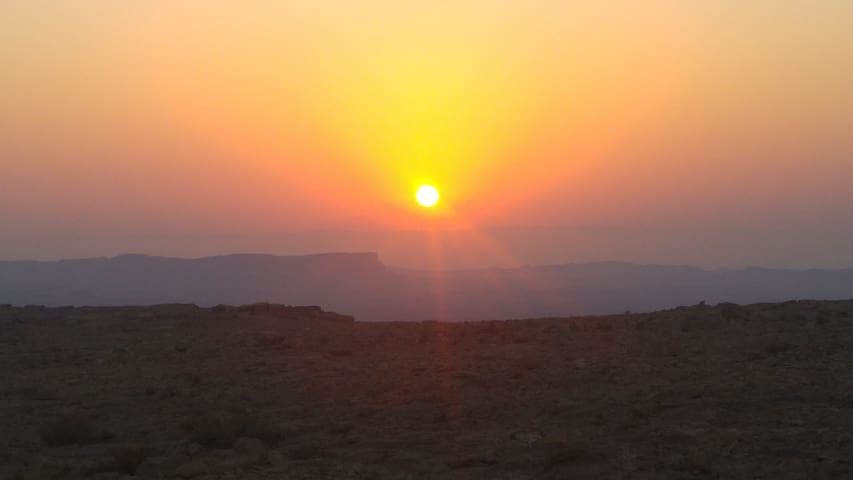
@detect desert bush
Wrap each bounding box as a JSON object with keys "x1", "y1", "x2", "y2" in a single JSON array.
[{"x1": 39, "y1": 415, "x2": 98, "y2": 446}]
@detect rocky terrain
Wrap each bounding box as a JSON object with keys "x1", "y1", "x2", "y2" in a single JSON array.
[{"x1": 2, "y1": 300, "x2": 853, "y2": 479}]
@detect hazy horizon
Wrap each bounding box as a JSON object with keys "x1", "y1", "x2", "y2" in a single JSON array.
[{"x1": 3, "y1": 224, "x2": 853, "y2": 271}]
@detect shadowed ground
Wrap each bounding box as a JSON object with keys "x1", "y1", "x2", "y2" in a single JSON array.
[{"x1": 2, "y1": 300, "x2": 852, "y2": 479}]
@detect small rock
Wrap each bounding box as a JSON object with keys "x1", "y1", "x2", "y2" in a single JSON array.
[
  {"x1": 253, "y1": 331, "x2": 286, "y2": 347},
  {"x1": 267, "y1": 451, "x2": 286, "y2": 467},
  {"x1": 447, "y1": 457, "x2": 481, "y2": 469},
  {"x1": 92, "y1": 473, "x2": 121, "y2": 480},
  {"x1": 541, "y1": 430, "x2": 589, "y2": 464},
  {"x1": 175, "y1": 460, "x2": 209, "y2": 478},
  {"x1": 212, "y1": 448, "x2": 236, "y2": 459},
  {"x1": 327, "y1": 349, "x2": 353, "y2": 357},
  {"x1": 186, "y1": 442, "x2": 202, "y2": 456},
  {"x1": 25, "y1": 457, "x2": 68, "y2": 479},
  {"x1": 94, "y1": 456, "x2": 118, "y2": 473},
  {"x1": 135, "y1": 455, "x2": 183, "y2": 477},
  {"x1": 135, "y1": 457, "x2": 166, "y2": 477},
  {"x1": 234, "y1": 437, "x2": 265, "y2": 457},
  {"x1": 511, "y1": 431, "x2": 543, "y2": 447}
]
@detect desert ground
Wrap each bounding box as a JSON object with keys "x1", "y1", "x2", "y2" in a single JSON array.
[{"x1": 2, "y1": 300, "x2": 852, "y2": 479}]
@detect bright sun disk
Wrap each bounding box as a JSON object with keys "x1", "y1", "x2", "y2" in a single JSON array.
[{"x1": 415, "y1": 185, "x2": 440, "y2": 207}]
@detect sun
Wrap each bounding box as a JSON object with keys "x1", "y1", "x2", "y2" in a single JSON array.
[{"x1": 415, "y1": 184, "x2": 440, "y2": 208}]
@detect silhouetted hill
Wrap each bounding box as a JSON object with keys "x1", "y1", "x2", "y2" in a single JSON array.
[
  {"x1": 1, "y1": 253, "x2": 852, "y2": 320},
  {"x1": 0, "y1": 253, "x2": 391, "y2": 314}
]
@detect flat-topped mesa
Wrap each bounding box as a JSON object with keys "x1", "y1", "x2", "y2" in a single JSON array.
[{"x1": 212, "y1": 303, "x2": 355, "y2": 322}]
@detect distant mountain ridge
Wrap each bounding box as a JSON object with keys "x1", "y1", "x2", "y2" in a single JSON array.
[{"x1": 1, "y1": 253, "x2": 852, "y2": 320}]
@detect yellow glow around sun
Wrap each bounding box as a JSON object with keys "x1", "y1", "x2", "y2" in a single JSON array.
[{"x1": 415, "y1": 185, "x2": 440, "y2": 207}]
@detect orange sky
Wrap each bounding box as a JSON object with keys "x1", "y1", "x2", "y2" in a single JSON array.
[{"x1": 2, "y1": 1, "x2": 852, "y2": 266}]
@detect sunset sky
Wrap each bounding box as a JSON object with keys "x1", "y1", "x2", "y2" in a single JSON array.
[{"x1": 2, "y1": 1, "x2": 852, "y2": 268}]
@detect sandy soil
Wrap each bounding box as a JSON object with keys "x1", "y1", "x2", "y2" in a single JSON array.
[{"x1": 2, "y1": 300, "x2": 852, "y2": 479}]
